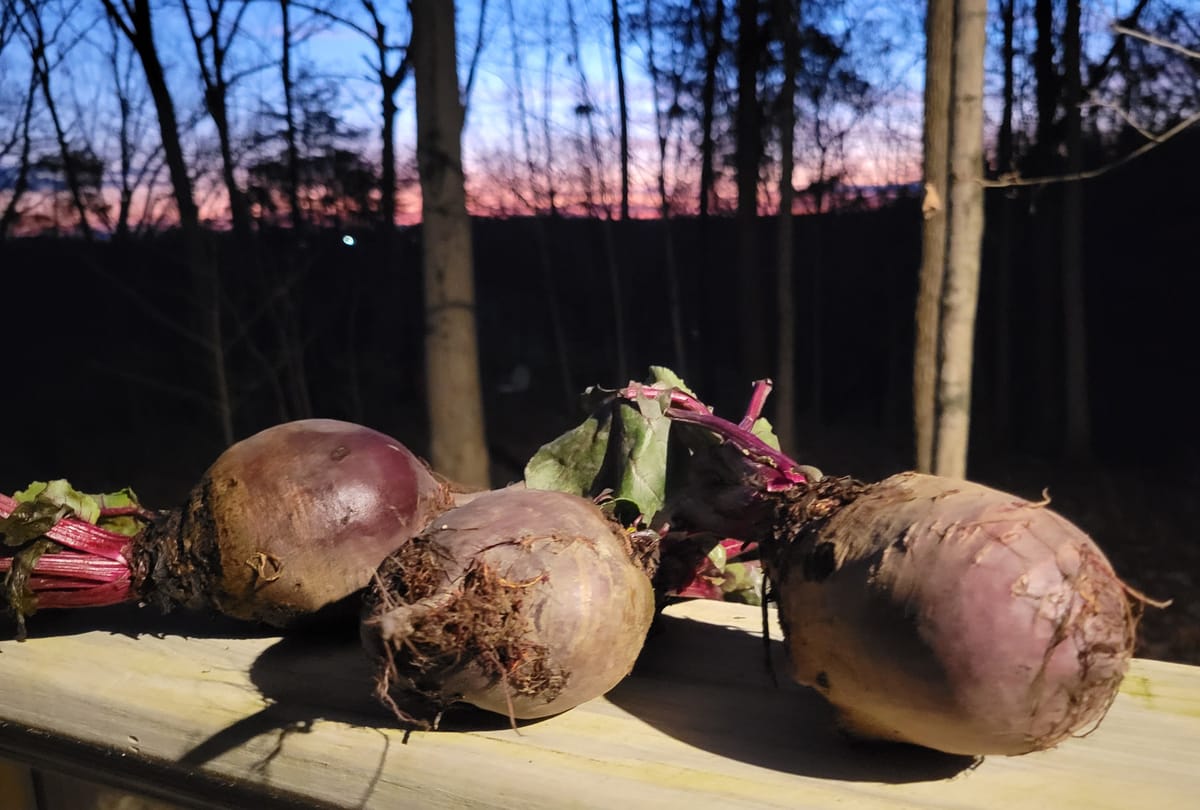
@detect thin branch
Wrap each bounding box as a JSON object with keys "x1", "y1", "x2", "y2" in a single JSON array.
[
  {"x1": 1085, "y1": 0, "x2": 1150, "y2": 95},
  {"x1": 1083, "y1": 98, "x2": 1155, "y2": 141},
  {"x1": 463, "y1": 0, "x2": 488, "y2": 107},
  {"x1": 99, "y1": 0, "x2": 136, "y2": 44},
  {"x1": 289, "y1": 0, "x2": 375, "y2": 41},
  {"x1": 982, "y1": 110, "x2": 1200, "y2": 188},
  {"x1": 1112, "y1": 23, "x2": 1200, "y2": 61}
]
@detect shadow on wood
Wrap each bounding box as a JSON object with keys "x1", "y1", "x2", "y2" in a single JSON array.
[
  {"x1": 2, "y1": 601, "x2": 272, "y2": 642},
  {"x1": 607, "y1": 611, "x2": 978, "y2": 783},
  {"x1": 178, "y1": 627, "x2": 557, "y2": 774}
]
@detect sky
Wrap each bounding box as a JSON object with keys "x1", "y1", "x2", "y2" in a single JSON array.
[{"x1": 0, "y1": 0, "x2": 1174, "y2": 230}]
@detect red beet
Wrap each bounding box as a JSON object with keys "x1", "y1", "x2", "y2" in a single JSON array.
[
  {"x1": 767, "y1": 472, "x2": 1138, "y2": 755},
  {"x1": 361, "y1": 487, "x2": 656, "y2": 727},
  {"x1": 2, "y1": 419, "x2": 454, "y2": 633},
  {"x1": 614, "y1": 380, "x2": 1149, "y2": 756}
]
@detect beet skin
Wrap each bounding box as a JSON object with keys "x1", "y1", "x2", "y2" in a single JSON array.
[
  {"x1": 770, "y1": 472, "x2": 1137, "y2": 755},
  {"x1": 134, "y1": 419, "x2": 453, "y2": 627},
  {"x1": 362, "y1": 488, "x2": 656, "y2": 726}
]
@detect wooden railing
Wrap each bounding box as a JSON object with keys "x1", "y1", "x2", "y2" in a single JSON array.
[{"x1": 1, "y1": 600, "x2": 1197, "y2": 809}]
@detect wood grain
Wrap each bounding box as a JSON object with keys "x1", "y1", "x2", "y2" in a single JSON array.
[{"x1": 0, "y1": 600, "x2": 1196, "y2": 809}]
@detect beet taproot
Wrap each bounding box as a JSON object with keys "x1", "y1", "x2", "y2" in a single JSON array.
[
  {"x1": 767, "y1": 472, "x2": 1138, "y2": 755},
  {"x1": 362, "y1": 487, "x2": 656, "y2": 726},
  {"x1": 2, "y1": 419, "x2": 454, "y2": 633}
]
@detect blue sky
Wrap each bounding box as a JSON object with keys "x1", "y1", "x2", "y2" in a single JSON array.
[{"x1": 1, "y1": 0, "x2": 1171, "y2": 226}]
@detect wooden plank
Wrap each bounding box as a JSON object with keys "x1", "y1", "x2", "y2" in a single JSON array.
[
  {"x1": 31, "y1": 768, "x2": 184, "y2": 810},
  {"x1": 0, "y1": 759, "x2": 37, "y2": 810},
  {"x1": 0, "y1": 600, "x2": 1196, "y2": 809}
]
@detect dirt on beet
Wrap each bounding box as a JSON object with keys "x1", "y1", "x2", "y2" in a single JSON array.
[
  {"x1": 365, "y1": 537, "x2": 570, "y2": 725},
  {"x1": 131, "y1": 479, "x2": 222, "y2": 615}
]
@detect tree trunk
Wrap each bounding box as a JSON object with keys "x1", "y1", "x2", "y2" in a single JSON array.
[
  {"x1": 380, "y1": 77, "x2": 399, "y2": 232},
  {"x1": 540, "y1": 3, "x2": 558, "y2": 214},
  {"x1": 566, "y1": 0, "x2": 628, "y2": 383},
  {"x1": 37, "y1": 74, "x2": 94, "y2": 241},
  {"x1": 119, "y1": 7, "x2": 199, "y2": 234},
  {"x1": 933, "y1": 0, "x2": 988, "y2": 478},
  {"x1": 509, "y1": 0, "x2": 571, "y2": 408},
  {"x1": 205, "y1": 82, "x2": 251, "y2": 240},
  {"x1": 178, "y1": 0, "x2": 251, "y2": 242},
  {"x1": 0, "y1": 64, "x2": 36, "y2": 239},
  {"x1": 991, "y1": 0, "x2": 1016, "y2": 447},
  {"x1": 1030, "y1": 0, "x2": 1060, "y2": 451},
  {"x1": 101, "y1": 0, "x2": 233, "y2": 445},
  {"x1": 1032, "y1": 0, "x2": 1057, "y2": 172},
  {"x1": 610, "y1": 0, "x2": 630, "y2": 220},
  {"x1": 774, "y1": 0, "x2": 798, "y2": 454},
  {"x1": 913, "y1": 0, "x2": 953, "y2": 473},
  {"x1": 645, "y1": 0, "x2": 687, "y2": 374},
  {"x1": 697, "y1": 0, "x2": 724, "y2": 220},
  {"x1": 24, "y1": 4, "x2": 94, "y2": 242},
  {"x1": 997, "y1": 0, "x2": 1015, "y2": 174},
  {"x1": 411, "y1": 0, "x2": 491, "y2": 488},
  {"x1": 364, "y1": 0, "x2": 408, "y2": 236},
  {"x1": 280, "y1": 0, "x2": 303, "y2": 233},
  {"x1": 735, "y1": 0, "x2": 766, "y2": 379},
  {"x1": 1061, "y1": 0, "x2": 1090, "y2": 458},
  {"x1": 114, "y1": 92, "x2": 133, "y2": 240}
]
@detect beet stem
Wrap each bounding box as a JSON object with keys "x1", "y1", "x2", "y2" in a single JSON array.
[
  {"x1": 2, "y1": 494, "x2": 139, "y2": 618},
  {"x1": 97, "y1": 504, "x2": 158, "y2": 521},
  {"x1": 663, "y1": 406, "x2": 810, "y2": 491},
  {"x1": 28, "y1": 579, "x2": 133, "y2": 608},
  {"x1": 617, "y1": 383, "x2": 710, "y2": 414},
  {"x1": 0, "y1": 493, "x2": 132, "y2": 562},
  {"x1": 739, "y1": 379, "x2": 773, "y2": 429},
  {"x1": 0, "y1": 554, "x2": 129, "y2": 583},
  {"x1": 619, "y1": 382, "x2": 813, "y2": 491}
]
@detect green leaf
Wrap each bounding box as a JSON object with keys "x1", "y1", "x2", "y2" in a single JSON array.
[
  {"x1": 751, "y1": 417, "x2": 781, "y2": 450},
  {"x1": 98, "y1": 515, "x2": 144, "y2": 537},
  {"x1": 41, "y1": 480, "x2": 101, "y2": 524},
  {"x1": 647, "y1": 365, "x2": 695, "y2": 396},
  {"x1": 4, "y1": 537, "x2": 59, "y2": 641},
  {"x1": 610, "y1": 393, "x2": 671, "y2": 520},
  {"x1": 706, "y1": 541, "x2": 728, "y2": 571},
  {"x1": 94, "y1": 487, "x2": 141, "y2": 512},
  {"x1": 524, "y1": 369, "x2": 690, "y2": 522},
  {"x1": 721, "y1": 562, "x2": 764, "y2": 606},
  {"x1": 95, "y1": 487, "x2": 147, "y2": 537},
  {"x1": 15, "y1": 479, "x2": 101, "y2": 524},
  {"x1": 0, "y1": 501, "x2": 68, "y2": 547},
  {"x1": 12, "y1": 482, "x2": 48, "y2": 502},
  {"x1": 2, "y1": 480, "x2": 147, "y2": 546},
  {"x1": 524, "y1": 409, "x2": 614, "y2": 497}
]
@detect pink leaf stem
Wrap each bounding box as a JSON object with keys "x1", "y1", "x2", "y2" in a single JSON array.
[
  {"x1": 31, "y1": 579, "x2": 134, "y2": 608},
  {"x1": 0, "y1": 554, "x2": 130, "y2": 583},
  {"x1": 739, "y1": 379, "x2": 774, "y2": 429},
  {"x1": 1, "y1": 493, "x2": 132, "y2": 562},
  {"x1": 663, "y1": 406, "x2": 810, "y2": 491}
]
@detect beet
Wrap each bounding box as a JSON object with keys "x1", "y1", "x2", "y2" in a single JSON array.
[
  {"x1": 590, "y1": 377, "x2": 1151, "y2": 756},
  {"x1": 766, "y1": 472, "x2": 1138, "y2": 755},
  {"x1": 2, "y1": 419, "x2": 454, "y2": 632},
  {"x1": 361, "y1": 487, "x2": 656, "y2": 726}
]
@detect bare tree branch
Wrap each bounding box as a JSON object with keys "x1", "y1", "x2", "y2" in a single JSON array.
[
  {"x1": 462, "y1": 0, "x2": 488, "y2": 108},
  {"x1": 982, "y1": 110, "x2": 1200, "y2": 188},
  {"x1": 1113, "y1": 23, "x2": 1200, "y2": 61}
]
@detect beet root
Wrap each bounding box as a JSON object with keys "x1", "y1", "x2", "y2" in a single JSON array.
[
  {"x1": 134, "y1": 419, "x2": 453, "y2": 627},
  {"x1": 769, "y1": 472, "x2": 1138, "y2": 755},
  {"x1": 361, "y1": 487, "x2": 656, "y2": 726}
]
